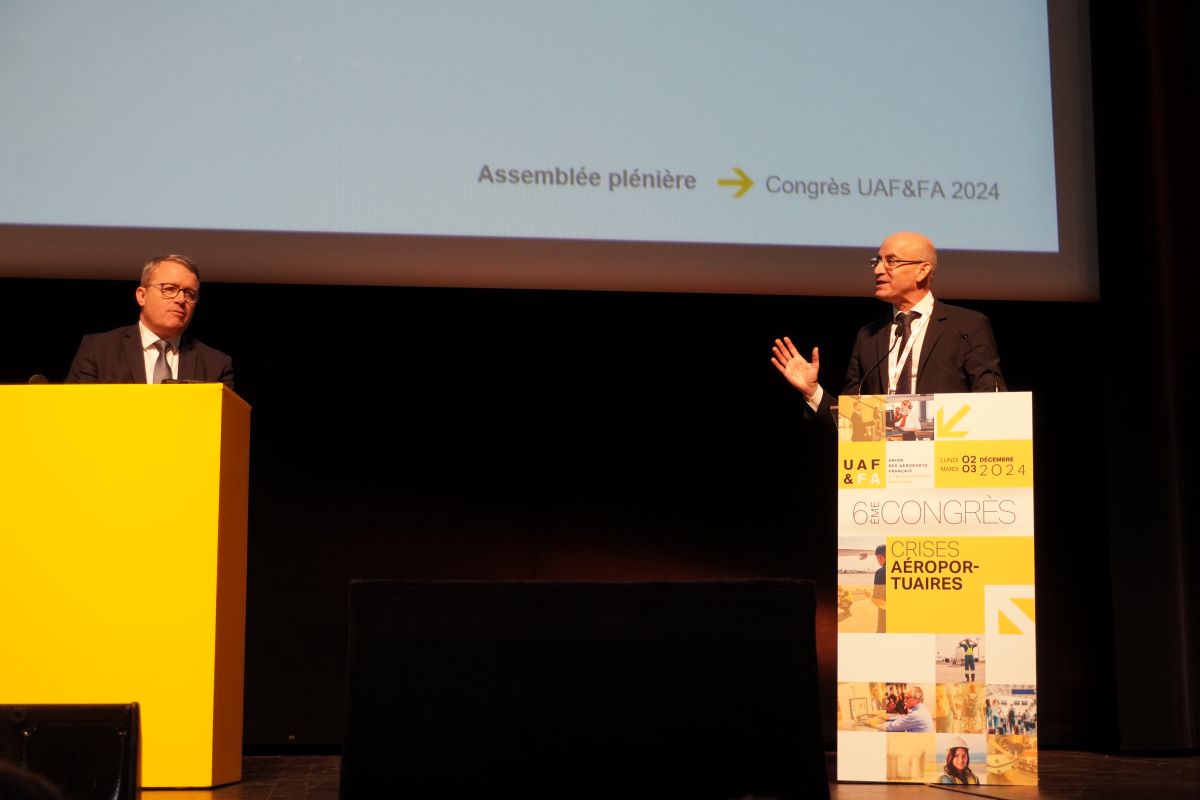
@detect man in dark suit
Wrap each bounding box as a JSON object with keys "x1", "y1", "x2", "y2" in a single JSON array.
[
  {"x1": 771, "y1": 231, "x2": 1003, "y2": 416},
  {"x1": 65, "y1": 254, "x2": 234, "y2": 388}
]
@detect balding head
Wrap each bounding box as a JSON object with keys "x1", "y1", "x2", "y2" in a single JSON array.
[
  {"x1": 885, "y1": 231, "x2": 937, "y2": 271},
  {"x1": 872, "y1": 231, "x2": 937, "y2": 310}
]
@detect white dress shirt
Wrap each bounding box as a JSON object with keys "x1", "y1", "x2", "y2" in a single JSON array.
[
  {"x1": 888, "y1": 292, "x2": 935, "y2": 394},
  {"x1": 138, "y1": 321, "x2": 181, "y2": 384}
]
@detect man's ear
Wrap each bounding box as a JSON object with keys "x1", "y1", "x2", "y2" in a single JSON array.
[{"x1": 135, "y1": 286, "x2": 147, "y2": 308}]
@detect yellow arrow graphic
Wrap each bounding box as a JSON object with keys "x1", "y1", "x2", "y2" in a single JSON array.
[
  {"x1": 937, "y1": 404, "x2": 971, "y2": 438},
  {"x1": 717, "y1": 167, "x2": 754, "y2": 198}
]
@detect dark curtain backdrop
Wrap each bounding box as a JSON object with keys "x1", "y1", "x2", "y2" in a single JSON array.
[
  {"x1": 1091, "y1": 1, "x2": 1197, "y2": 751},
  {"x1": 0, "y1": 0, "x2": 1194, "y2": 753}
]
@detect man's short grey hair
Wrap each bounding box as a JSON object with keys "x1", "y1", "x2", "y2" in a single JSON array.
[{"x1": 140, "y1": 254, "x2": 199, "y2": 285}]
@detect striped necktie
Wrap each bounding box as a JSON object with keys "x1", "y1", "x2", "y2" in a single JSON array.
[{"x1": 893, "y1": 311, "x2": 920, "y2": 394}]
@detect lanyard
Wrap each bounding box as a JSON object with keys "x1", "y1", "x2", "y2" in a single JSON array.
[{"x1": 887, "y1": 323, "x2": 921, "y2": 394}]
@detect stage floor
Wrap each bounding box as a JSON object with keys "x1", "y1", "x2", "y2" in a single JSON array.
[{"x1": 140, "y1": 750, "x2": 1199, "y2": 800}]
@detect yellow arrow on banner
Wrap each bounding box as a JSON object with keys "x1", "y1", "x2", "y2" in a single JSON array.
[
  {"x1": 937, "y1": 404, "x2": 971, "y2": 438},
  {"x1": 717, "y1": 167, "x2": 754, "y2": 198},
  {"x1": 998, "y1": 598, "x2": 1037, "y2": 634}
]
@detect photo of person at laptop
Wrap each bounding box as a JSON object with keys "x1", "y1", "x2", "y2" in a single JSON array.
[{"x1": 866, "y1": 685, "x2": 933, "y2": 733}]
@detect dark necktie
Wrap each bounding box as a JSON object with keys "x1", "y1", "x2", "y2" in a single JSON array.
[
  {"x1": 893, "y1": 311, "x2": 921, "y2": 394},
  {"x1": 152, "y1": 339, "x2": 172, "y2": 384}
]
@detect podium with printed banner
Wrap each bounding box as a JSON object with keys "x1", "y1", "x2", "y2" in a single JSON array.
[
  {"x1": 833, "y1": 392, "x2": 1037, "y2": 786},
  {"x1": 0, "y1": 384, "x2": 250, "y2": 788}
]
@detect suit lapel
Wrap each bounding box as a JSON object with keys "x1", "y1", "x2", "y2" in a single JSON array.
[
  {"x1": 868, "y1": 314, "x2": 891, "y2": 393},
  {"x1": 122, "y1": 326, "x2": 148, "y2": 383},
  {"x1": 918, "y1": 300, "x2": 948, "y2": 375},
  {"x1": 177, "y1": 337, "x2": 195, "y2": 381}
]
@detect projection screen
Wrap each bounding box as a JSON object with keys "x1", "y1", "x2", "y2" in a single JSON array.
[{"x1": 0, "y1": 0, "x2": 1096, "y2": 300}]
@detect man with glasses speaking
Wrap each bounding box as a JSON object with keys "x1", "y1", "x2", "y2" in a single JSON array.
[
  {"x1": 771, "y1": 231, "x2": 1004, "y2": 418},
  {"x1": 65, "y1": 254, "x2": 234, "y2": 389}
]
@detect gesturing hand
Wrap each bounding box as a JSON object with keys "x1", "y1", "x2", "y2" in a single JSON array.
[{"x1": 771, "y1": 337, "x2": 820, "y2": 399}]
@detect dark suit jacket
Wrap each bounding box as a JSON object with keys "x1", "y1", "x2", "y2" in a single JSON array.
[
  {"x1": 814, "y1": 300, "x2": 1004, "y2": 419},
  {"x1": 65, "y1": 325, "x2": 235, "y2": 389}
]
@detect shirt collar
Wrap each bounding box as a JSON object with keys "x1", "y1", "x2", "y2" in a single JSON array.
[
  {"x1": 138, "y1": 321, "x2": 181, "y2": 351},
  {"x1": 894, "y1": 292, "x2": 935, "y2": 320}
]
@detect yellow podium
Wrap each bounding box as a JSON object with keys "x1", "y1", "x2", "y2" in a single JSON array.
[{"x1": 0, "y1": 384, "x2": 251, "y2": 788}]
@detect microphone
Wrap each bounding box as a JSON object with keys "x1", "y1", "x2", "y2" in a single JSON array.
[
  {"x1": 858, "y1": 328, "x2": 903, "y2": 396},
  {"x1": 961, "y1": 332, "x2": 1002, "y2": 392},
  {"x1": 27, "y1": 374, "x2": 49, "y2": 384}
]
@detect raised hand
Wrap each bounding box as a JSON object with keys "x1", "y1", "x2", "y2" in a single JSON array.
[{"x1": 771, "y1": 336, "x2": 820, "y2": 399}]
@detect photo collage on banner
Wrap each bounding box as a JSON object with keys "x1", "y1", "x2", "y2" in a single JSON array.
[{"x1": 834, "y1": 392, "x2": 1036, "y2": 785}]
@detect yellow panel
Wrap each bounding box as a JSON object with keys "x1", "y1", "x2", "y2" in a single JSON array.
[
  {"x1": 934, "y1": 440, "x2": 1034, "y2": 488},
  {"x1": 210, "y1": 388, "x2": 251, "y2": 785},
  {"x1": 0, "y1": 385, "x2": 250, "y2": 788},
  {"x1": 883, "y1": 536, "x2": 1035, "y2": 633}
]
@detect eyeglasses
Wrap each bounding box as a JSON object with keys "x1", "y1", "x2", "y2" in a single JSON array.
[
  {"x1": 147, "y1": 283, "x2": 199, "y2": 303},
  {"x1": 869, "y1": 255, "x2": 925, "y2": 272}
]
